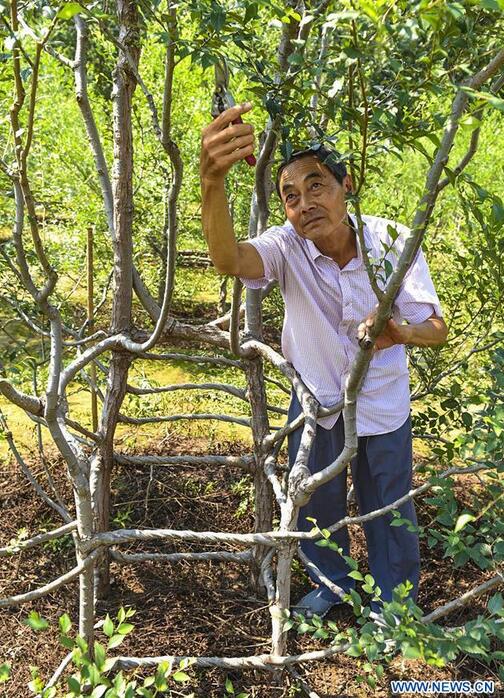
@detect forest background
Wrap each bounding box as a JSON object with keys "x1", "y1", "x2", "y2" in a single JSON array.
[{"x1": 0, "y1": 0, "x2": 503, "y2": 696}]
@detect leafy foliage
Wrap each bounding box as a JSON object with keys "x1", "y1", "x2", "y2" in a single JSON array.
[{"x1": 26, "y1": 608, "x2": 197, "y2": 697}]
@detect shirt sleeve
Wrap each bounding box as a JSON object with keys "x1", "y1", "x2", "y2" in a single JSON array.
[
  {"x1": 239, "y1": 226, "x2": 291, "y2": 290},
  {"x1": 395, "y1": 248, "x2": 443, "y2": 324}
]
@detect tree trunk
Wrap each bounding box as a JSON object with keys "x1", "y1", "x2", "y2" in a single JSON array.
[
  {"x1": 246, "y1": 355, "x2": 273, "y2": 593},
  {"x1": 91, "y1": 0, "x2": 139, "y2": 599}
]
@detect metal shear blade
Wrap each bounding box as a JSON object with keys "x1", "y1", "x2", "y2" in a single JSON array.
[{"x1": 212, "y1": 58, "x2": 235, "y2": 117}]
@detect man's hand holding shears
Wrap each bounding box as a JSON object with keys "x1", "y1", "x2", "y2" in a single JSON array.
[{"x1": 200, "y1": 58, "x2": 256, "y2": 183}]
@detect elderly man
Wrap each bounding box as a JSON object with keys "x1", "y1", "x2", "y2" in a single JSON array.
[{"x1": 200, "y1": 103, "x2": 448, "y2": 619}]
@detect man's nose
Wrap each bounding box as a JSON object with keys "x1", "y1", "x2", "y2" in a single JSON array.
[{"x1": 300, "y1": 193, "x2": 316, "y2": 212}]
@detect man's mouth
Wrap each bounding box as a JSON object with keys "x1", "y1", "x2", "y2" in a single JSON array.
[{"x1": 303, "y1": 216, "x2": 323, "y2": 227}]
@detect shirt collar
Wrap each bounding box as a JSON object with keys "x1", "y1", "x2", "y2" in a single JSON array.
[{"x1": 286, "y1": 214, "x2": 366, "y2": 268}]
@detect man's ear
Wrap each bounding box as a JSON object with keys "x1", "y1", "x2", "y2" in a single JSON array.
[{"x1": 343, "y1": 174, "x2": 354, "y2": 195}]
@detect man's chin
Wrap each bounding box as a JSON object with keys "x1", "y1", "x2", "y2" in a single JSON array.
[{"x1": 301, "y1": 227, "x2": 323, "y2": 239}]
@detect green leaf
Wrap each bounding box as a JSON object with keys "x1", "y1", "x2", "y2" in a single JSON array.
[
  {"x1": 90, "y1": 686, "x2": 108, "y2": 698},
  {"x1": 57, "y1": 2, "x2": 82, "y2": 20},
  {"x1": 103, "y1": 658, "x2": 116, "y2": 672},
  {"x1": 59, "y1": 613, "x2": 72, "y2": 634},
  {"x1": 457, "y1": 636, "x2": 487, "y2": 654},
  {"x1": 108, "y1": 634, "x2": 125, "y2": 649},
  {"x1": 390, "y1": 518, "x2": 406, "y2": 526},
  {"x1": 461, "y1": 412, "x2": 473, "y2": 428},
  {"x1": 0, "y1": 663, "x2": 11, "y2": 683},
  {"x1": 287, "y1": 52, "x2": 303, "y2": 66},
  {"x1": 447, "y1": 2, "x2": 466, "y2": 20},
  {"x1": 208, "y1": 5, "x2": 226, "y2": 31},
  {"x1": 103, "y1": 614, "x2": 114, "y2": 637},
  {"x1": 25, "y1": 611, "x2": 49, "y2": 632},
  {"x1": 367, "y1": 675, "x2": 377, "y2": 690},
  {"x1": 60, "y1": 634, "x2": 75, "y2": 650},
  {"x1": 488, "y1": 593, "x2": 503, "y2": 615},
  {"x1": 244, "y1": 3, "x2": 258, "y2": 23},
  {"x1": 67, "y1": 675, "x2": 81, "y2": 694},
  {"x1": 94, "y1": 641, "x2": 106, "y2": 670},
  {"x1": 172, "y1": 671, "x2": 191, "y2": 682},
  {"x1": 454, "y1": 513, "x2": 475, "y2": 533},
  {"x1": 117, "y1": 622, "x2": 134, "y2": 635},
  {"x1": 348, "y1": 570, "x2": 364, "y2": 581},
  {"x1": 462, "y1": 87, "x2": 504, "y2": 112},
  {"x1": 346, "y1": 645, "x2": 362, "y2": 657},
  {"x1": 225, "y1": 676, "x2": 234, "y2": 693},
  {"x1": 343, "y1": 555, "x2": 358, "y2": 570},
  {"x1": 87, "y1": 663, "x2": 101, "y2": 687},
  {"x1": 478, "y1": 0, "x2": 502, "y2": 10}
]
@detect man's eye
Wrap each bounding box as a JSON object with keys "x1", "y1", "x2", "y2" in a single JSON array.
[
  {"x1": 286, "y1": 193, "x2": 296, "y2": 202},
  {"x1": 312, "y1": 182, "x2": 322, "y2": 189}
]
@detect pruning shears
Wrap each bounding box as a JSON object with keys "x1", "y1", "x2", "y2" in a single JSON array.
[{"x1": 211, "y1": 57, "x2": 256, "y2": 167}]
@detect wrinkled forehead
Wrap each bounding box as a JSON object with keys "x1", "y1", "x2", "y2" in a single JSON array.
[{"x1": 279, "y1": 155, "x2": 333, "y2": 189}]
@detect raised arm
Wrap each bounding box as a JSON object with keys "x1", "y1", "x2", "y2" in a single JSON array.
[{"x1": 200, "y1": 103, "x2": 265, "y2": 279}]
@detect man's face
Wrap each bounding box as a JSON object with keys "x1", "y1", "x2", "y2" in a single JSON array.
[{"x1": 279, "y1": 155, "x2": 350, "y2": 243}]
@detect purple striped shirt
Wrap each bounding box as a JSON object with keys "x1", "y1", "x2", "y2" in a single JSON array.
[{"x1": 241, "y1": 215, "x2": 443, "y2": 435}]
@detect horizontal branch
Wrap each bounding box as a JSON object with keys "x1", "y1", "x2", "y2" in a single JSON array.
[
  {"x1": 109, "y1": 641, "x2": 351, "y2": 672},
  {"x1": 114, "y1": 452, "x2": 254, "y2": 470},
  {"x1": 85, "y1": 463, "x2": 494, "y2": 553},
  {"x1": 84, "y1": 528, "x2": 288, "y2": 552},
  {"x1": 105, "y1": 573, "x2": 503, "y2": 678},
  {"x1": 118, "y1": 412, "x2": 252, "y2": 428},
  {"x1": 126, "y1": 381, "x2": 246, "y2": 399},
  {"x1": 0, "y1": 550, "x2": 98, "y2": 608},
  {"x1": 0, "y1": 521, "x2": 77, "y2": 557},
  {"x1": 111, "y1": 549, "x2": 252, "y2": 564}
]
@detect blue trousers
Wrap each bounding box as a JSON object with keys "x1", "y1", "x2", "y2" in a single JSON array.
[{"x1": 288, "y1": 392, "x2": 420, "y2": 610}]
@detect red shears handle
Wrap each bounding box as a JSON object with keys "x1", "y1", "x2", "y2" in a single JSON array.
[{"x1": 231, "y1": 115, "x2": 256, "y2": 166}]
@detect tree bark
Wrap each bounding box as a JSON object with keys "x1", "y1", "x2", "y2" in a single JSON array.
[
  {"x1": 91, "y1": 0, "x2": 140, "y2": 598},
  {"x1": 246, "y1": 356, "x2": 273, "y2": 593}
]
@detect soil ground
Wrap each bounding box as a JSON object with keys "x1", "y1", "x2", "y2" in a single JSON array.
[{"x1": 0, "y1": 434, "x2": 501, "y2": 698}]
